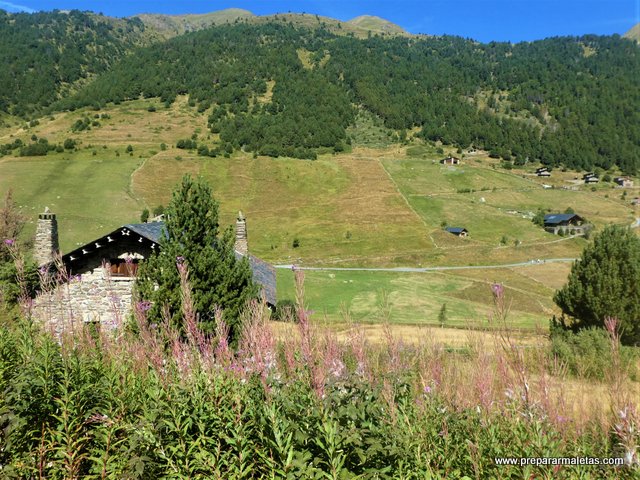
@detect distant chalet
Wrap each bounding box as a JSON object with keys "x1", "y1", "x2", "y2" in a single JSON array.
[
  {"x1": 445, "y1": 227, "x2": 468, "y2": 237},
  {"x1": 33, "y1": 210, "x2": 276, "y2": 335},
  {"x1": 440, "y1": 156, "x2": 461, "y2": 165},
  {"x1": 535, "y1": 167, "x2": 551, "y2": 177},
  {"x1": 614, "y1": 176, "x2": 633, "y2": 188},
  {"x1": 543, "y1": 213, "x2": 586, "y2": 235},
  {"x1": 583, "y1": 173, "x2": 599, "y2": 184}
]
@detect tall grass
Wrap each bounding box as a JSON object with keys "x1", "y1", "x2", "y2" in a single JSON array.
[{"x1": 0, "y1": 266, "x2": 637, "y2": 478}]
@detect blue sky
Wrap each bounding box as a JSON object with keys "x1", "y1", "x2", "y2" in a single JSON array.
[{"x1": 1, "y1": 0, "x2": 638, "y2": 42}]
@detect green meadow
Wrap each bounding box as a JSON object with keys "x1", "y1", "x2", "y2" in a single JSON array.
[
  {"x1": 1, "y1": 100, "x2": 637, "y2": 327},
  {"x1": 276, "y1": 266, "x2": 559, "y2": 330}
]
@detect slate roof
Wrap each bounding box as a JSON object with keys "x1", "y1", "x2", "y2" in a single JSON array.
[
  {"x1": 543, "y1": 214, "x2": 582, "y2": 225},
  {"x1": 242, "y1": 254, "x2": 277, "y2": 306},
  {"x1": 445, "y1": 227, "x2": 467, "y2": 234},
  {"x1": 126, "y1": 223, "x2": 167, "y2": 244}
]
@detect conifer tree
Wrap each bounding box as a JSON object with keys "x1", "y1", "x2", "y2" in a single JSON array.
[
  {"x1": 135, "y1": 175, "x2": 257, "y2": 340},
  {"x1": 554, "y1": 225, "x2": 640, "y2": 345}
]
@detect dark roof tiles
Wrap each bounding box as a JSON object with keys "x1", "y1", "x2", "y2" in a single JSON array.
[
  {"x1": 543, "y1": 213, "x2": 581, "y2": 225},
  {"x1": 125, "y1": 223, "x2": 167, "y2": 244},
  {"x1": 445, "y1": 227, "x2": 467, "y2": 234}
]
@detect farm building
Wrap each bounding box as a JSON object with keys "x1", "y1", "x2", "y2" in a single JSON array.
[
  {"x1": 32, "y1": 209, "x2": 276, "y2": 335},
  {"x1": 535, "y1": 167, "x2": 551, "y2": 177},
  {"x1": 583, "y1": 173, "x2": 599, "y2": 184},
  {"x1": 440, "y1": 156, "x2": 461, "y2": 165},
  {"x1": 543, "y1": 213, "x2": 586, "y2": 236},
  {"x1": 614, "y1": 176, "x2": 634, "y2": 188},
  {"x1": 632, "y1": 197, "x2": 640, "y2": 206},
  {"x1": 445, "y1": 227, "x2": 468, "y2": 237}
]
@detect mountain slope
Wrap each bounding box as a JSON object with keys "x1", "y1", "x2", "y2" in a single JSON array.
[
  {"x1": 57, "y1": 24, "x2": 640, "y2": 173},
  {"x1": 0, "y1": 9, "x2": 149, "y2": 115},
  {"x1": 135, "y1": 10, "x2": 410, "y2": 39},
  {"x1": 624, "y1": 23, "x2": 640, "y2": 41},
  {"x1": 347, "y1": 15, "x2": 407, "y2": 35},
  {"x1": 134, "y1": 8, "x2": 254, "y2": 38}
]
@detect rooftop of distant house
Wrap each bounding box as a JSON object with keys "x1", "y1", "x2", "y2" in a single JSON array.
[{"x1": 543, "y1": 213, "x2": 583, "y2": 225}]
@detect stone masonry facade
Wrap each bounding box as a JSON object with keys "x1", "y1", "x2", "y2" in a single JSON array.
[
  {"x1": 31, "y1": 209, "x2": 267, "y2": 336},
  {"x1": 34, "y1": 267, "x2": 135, "y2": 337}
]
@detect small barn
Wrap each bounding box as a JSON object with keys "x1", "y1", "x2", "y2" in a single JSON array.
[
  {"x1": 440, "y1": 156, "x2": 461, "y2": 165},
  {"x1": 614, "y1": 176, "x2": 634, "y2": 188},
  {"x1": 445, "y1": 227, "x2": 469, "y2": 237},
  {"x1": 535, "y1": 167, "x2": 551, "y2": 177},
  {"x1": 543, "y1": 213, "x2": 586, "y2": 235}
]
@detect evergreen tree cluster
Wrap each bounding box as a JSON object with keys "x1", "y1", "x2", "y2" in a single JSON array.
[
  {"x1": 1, "y1": 11, "x2": 639, "y2": 170},
  {"x1": 0, "y1": 9, "x2": 147, "y2": 116}
]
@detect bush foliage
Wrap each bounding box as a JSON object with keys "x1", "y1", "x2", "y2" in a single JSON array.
[{"x1": 0, "y1": 314, "x2": 637, "y2": 479}]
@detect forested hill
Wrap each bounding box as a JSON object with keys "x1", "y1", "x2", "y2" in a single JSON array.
[
  {"x1": 0, "y1": 10, "x2": 151, "y2": 116},
  {"x1": 59, "y1": 23, "x2": 640, "y2": 173},
  {"x1": 2, "y1": 10, "x2": 639, "y2": 174}
]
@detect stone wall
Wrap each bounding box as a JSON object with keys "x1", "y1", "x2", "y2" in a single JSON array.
[
  {"x1": 545, "y1": 225, "x2": 586, "y2": 236},
  {"x1": 33, "y1": 266, "x2": 135, "y2": 337}
]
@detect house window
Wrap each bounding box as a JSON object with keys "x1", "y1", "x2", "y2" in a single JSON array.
[{"x1": 109, "y1": 259, "x2": 139, "y2": 277}]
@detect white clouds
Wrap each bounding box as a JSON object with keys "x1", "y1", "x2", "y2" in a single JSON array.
[{"x1": 0, "y1": 1, "x2": 36, "y2": 13}]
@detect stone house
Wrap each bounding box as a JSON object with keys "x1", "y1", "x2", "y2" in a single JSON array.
[
  {"x1": 543, "y1": 213, "x2": 586, "y2": 235},
  {"x1": 535, "y1": 167, "x2": 551, "y2": 177},
  {"x1": 33, "y1": 210, "x2": 276, "y2": 335},
  {"x1": 583, "y1": 173, "x2": 599, "y2": 184}
]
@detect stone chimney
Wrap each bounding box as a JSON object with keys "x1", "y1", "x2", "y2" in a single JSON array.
[
  {"x1": 34, "y1": 207, "x2": 59, "y2": 266},
  {"x1": 235, "y1": 211, "x2": 248, "y2": 256}
]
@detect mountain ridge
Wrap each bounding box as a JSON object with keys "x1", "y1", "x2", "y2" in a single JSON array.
[
  {"x1": 624, "y1": 22, "x2": 640, "y2": 41},
  {"x1": 347, "y1": 15, "x2": 407, "y2": 35},
  {"x1": 131, "y1": 9, "x2": 410, "y2": 39}
]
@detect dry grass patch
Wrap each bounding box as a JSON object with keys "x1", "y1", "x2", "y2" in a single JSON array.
[
  {"x1": 132, "y1": 147, "x2": 433, "y2": 265},
  {"x1": 510, "y1": 262, "x2": 572, "y2": 291},
  {"x1": 270, "y1": 321, "x2": 546, "y2": 348}
]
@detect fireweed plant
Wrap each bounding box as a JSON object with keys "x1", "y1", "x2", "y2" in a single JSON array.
[{"x1": 0, "y1": 255, "x2": 638, "y2": 478}]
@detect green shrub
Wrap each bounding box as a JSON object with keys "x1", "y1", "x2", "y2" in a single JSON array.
[{"x1": 550, "y1": 323, "x2": 638, "y2": 380}]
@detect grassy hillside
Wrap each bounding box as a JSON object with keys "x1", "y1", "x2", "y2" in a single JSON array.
[
  {"x1": 134, "y1": 9, "x2": 255, "y2": 38},
  {"x1": 134, "y1": 9, "x2": 409, "y2": 40},
  {"x1": 347, "y1": 15, "x2": 408, "y2": 35},
  {"x1": 2, "y1": 99, "x2": 638, "y2": 328},
  {"x1": 276, "y1": 263, "x2": 566, "y2": 329},
  {"x1": 2, "y1": 100, "x2": 637, "y2": 262},
  {"x1": 624, "y1": 22, "x2": 640, "y2": 41}
]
